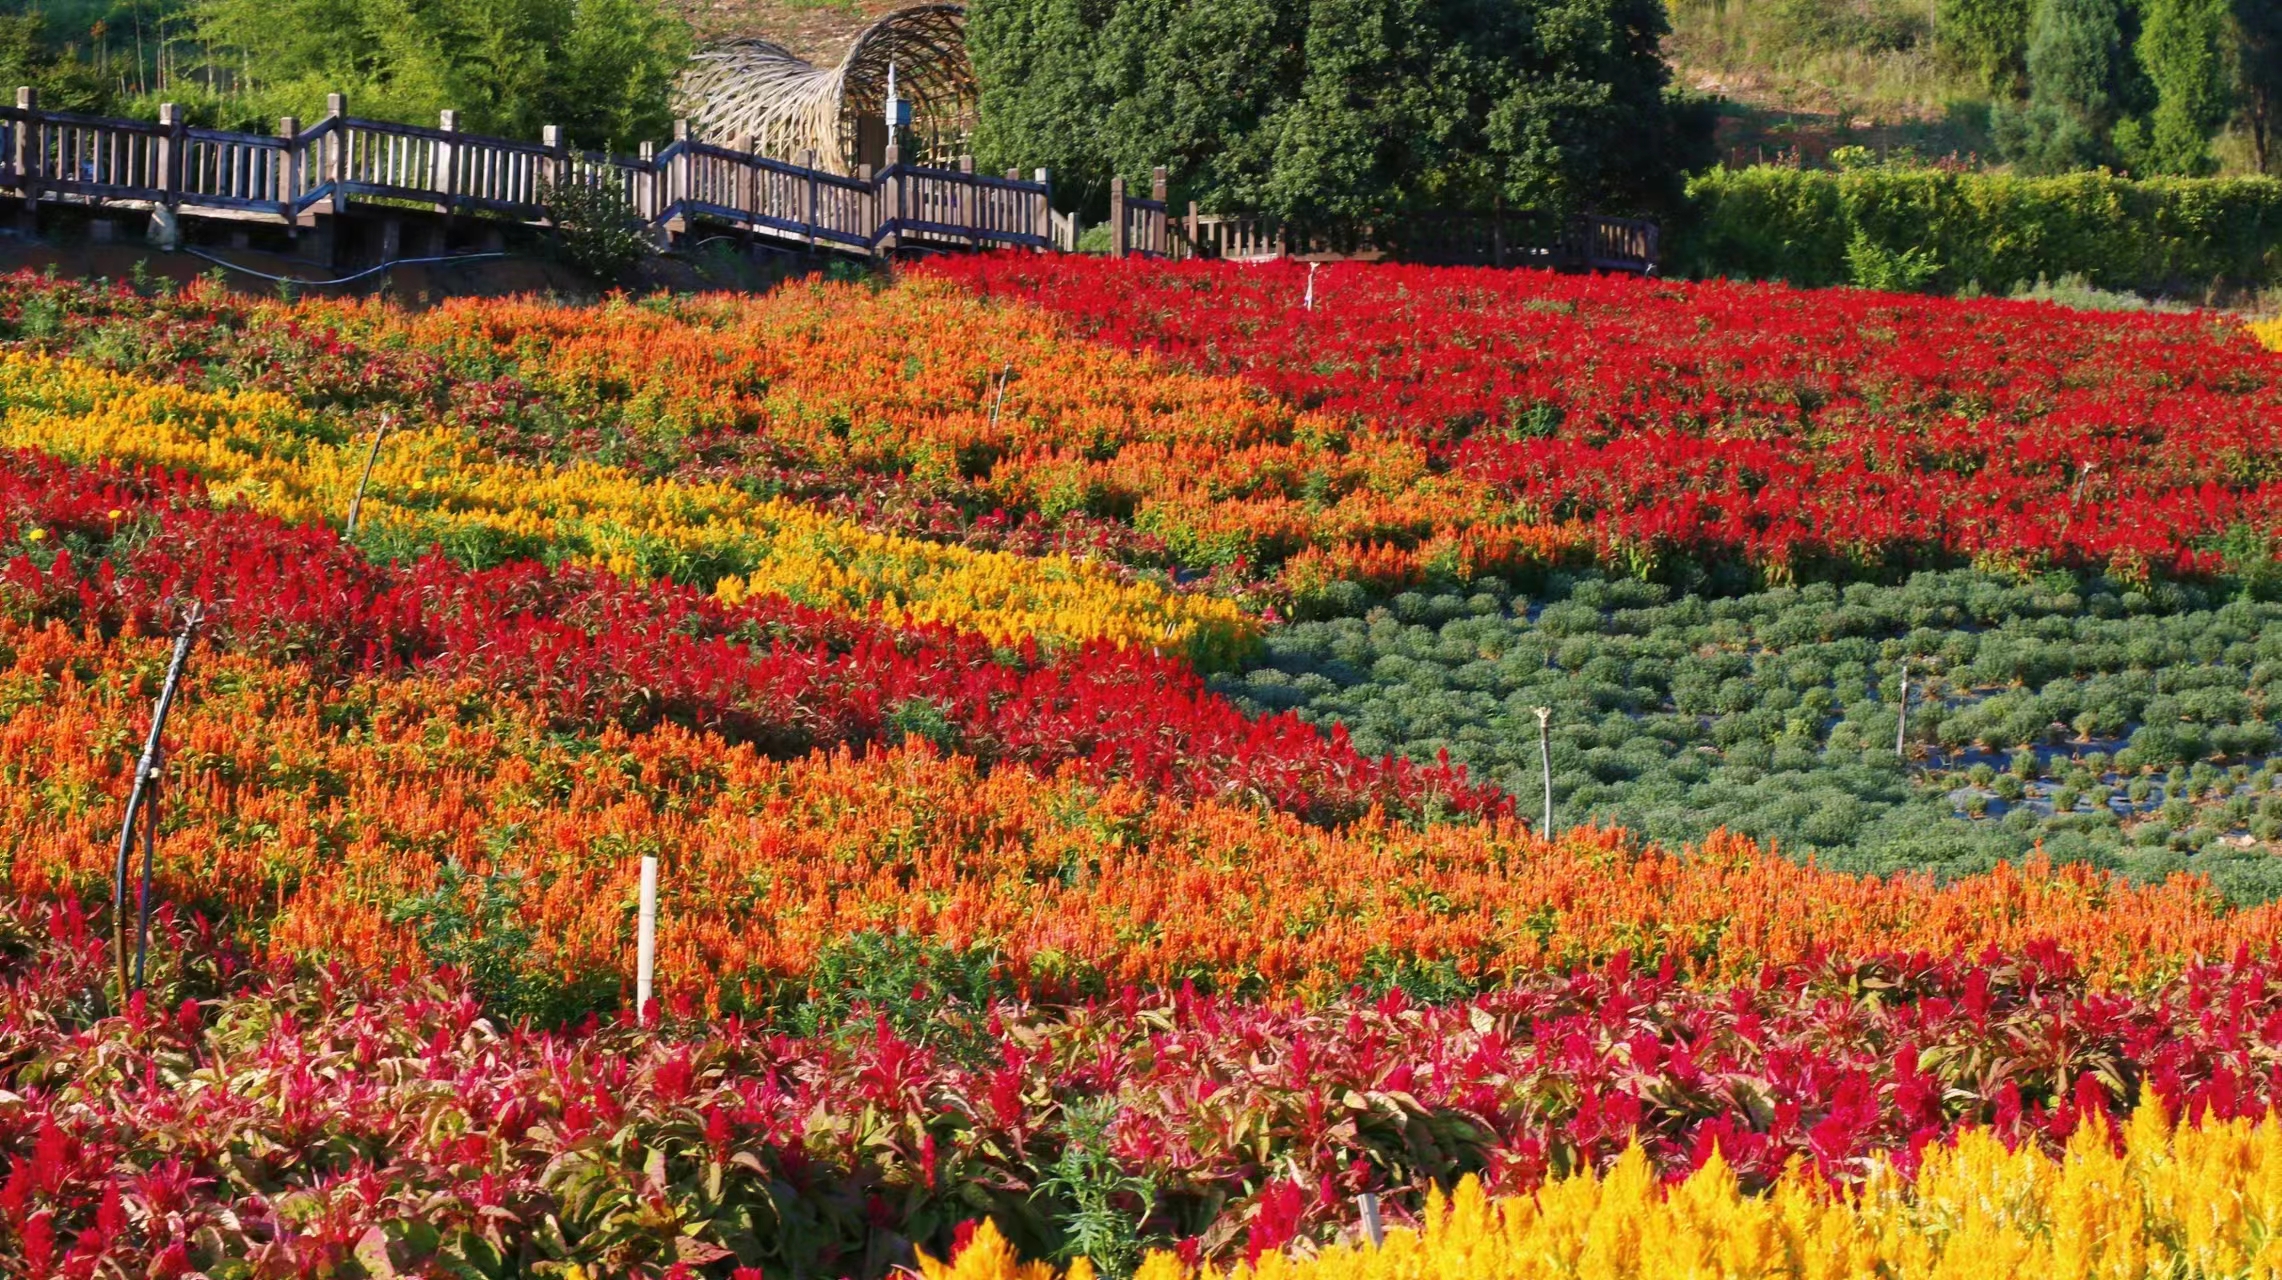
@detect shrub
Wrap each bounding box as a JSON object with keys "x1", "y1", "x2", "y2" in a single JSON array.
[
  {"x1": 539, "y1": 175, "x2": 653, "y2": 285},
  {"x1": 1680, "y1": 166, "x2": 2282, "y2": 295}
]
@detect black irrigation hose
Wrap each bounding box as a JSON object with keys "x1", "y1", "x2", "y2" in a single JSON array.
[{"x1": 177, "y1": 247, "x2": 509, "y2": 287}]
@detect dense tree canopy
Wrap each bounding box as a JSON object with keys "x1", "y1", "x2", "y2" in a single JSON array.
[
  {"x1": 969, "y1": 0, "x2": 1715, "y2": 233},
  {"x1": 183, "y1": 0, "x2": 687, "y2": 147}
]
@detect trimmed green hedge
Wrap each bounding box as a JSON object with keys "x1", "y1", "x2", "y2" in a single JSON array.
[{"x1": 1679, "y1": 167, "x2": 2282, "y2": 295}]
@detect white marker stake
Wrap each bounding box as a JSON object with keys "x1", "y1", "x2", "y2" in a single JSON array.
[
  {"x1": 1356, "y1": 1193, "x2": 1384, "y2": 1248},
  {"x1": 636, "y1": 855, "x2": 658, "y2": 1025}
]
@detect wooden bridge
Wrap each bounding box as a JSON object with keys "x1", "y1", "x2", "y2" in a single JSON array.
[
  {"x1": 0, "y1": 86, "x2": 1658, "y2": 277},
  {"x1": 0, "y1": 87, "x2": 1070, "y2": 265}
]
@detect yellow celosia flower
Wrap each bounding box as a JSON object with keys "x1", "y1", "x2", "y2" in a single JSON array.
[
  {"x1": 2253, "y1": 317, "x2": 2282, "y2": 353},
  {"x1": 916, "y1": 1220, "x2": 1093, "y2": 1280},
  {"x1": 0, "y1": 353, "x2": 1255, "y2": 663},
  {"x1": 918, "y1": 1102, "x2": 2282, "y2": 1280}
]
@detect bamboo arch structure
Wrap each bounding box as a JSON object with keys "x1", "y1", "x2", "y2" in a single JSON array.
[{"x1": 677, "y1": 5, "x2": 977, "y2": 175}]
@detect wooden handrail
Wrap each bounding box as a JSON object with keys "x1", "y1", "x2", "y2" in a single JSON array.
[{"x1": 0, "y1": 86, "x2": 1660, "y2": 274}]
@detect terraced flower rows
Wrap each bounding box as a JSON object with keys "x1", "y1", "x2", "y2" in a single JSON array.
[{"x1": 2, "y1": 263, "x2": 2282, "y2": 1276}]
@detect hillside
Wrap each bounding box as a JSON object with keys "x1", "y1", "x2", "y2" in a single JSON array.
[{"x1": 1664, "y1": 0, "x2": 1996, "y2": 167}]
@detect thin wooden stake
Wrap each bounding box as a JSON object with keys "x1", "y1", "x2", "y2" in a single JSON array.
[
  {"x1": 344, "y1": 412, "x2": 393, "y2": 539},
  {"x1": 635, "y1": 854, "x2": 658, "y2": 1025},
  {"x1": 1356, "y1": 1193, "x2": 1384, "y2": 1248},
  {"x1": 1304, "y1": 262, "x2": 1317, "y2": 311},
  {"x1": 112, "y1": 603, "x2": 202, "y2": 1000}
]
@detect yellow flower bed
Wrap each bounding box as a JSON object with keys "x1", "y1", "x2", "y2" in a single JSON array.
[
  {"x1": 2253, "y1": 316, "x2": 2282, "y2": 353},
  {"x1": 924, "y1": 1103, "x2": 2282, "y2": 1280},
  {"x1": 0, "y1": 353, "x2": 1256, "y2": 662}
]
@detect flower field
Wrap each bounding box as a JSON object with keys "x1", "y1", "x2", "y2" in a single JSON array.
[
  {"x1": 2, "y1": 260, "x2": 2282, "y2": 1276},
  {"x1": 931, "y1": 256, "x2": 2282, "y2": 583}
]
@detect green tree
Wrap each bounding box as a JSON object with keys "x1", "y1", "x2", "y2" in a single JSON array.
[
  {"x1": 0, "y1": 13, "x2": 117, "y2": 114},
  {"x1": 971, "y1": 0, "x2": 1712, "y2": 238},
  {"x1": 2236, "y1": 0, "x2": 2281, "y2": 172},
  {"x1": 185, "y1": 0, "x2": 686, "y2": 147},
  {"x1": 1994, "y1": 0, "x2": 2130, "y2": 171},
  {"x1": 1939, "y1": 0, "x2": 2036, "y2": 92},
  {"x1": 2126, "y1": 0, "x2": 2232, "y2": 173}
]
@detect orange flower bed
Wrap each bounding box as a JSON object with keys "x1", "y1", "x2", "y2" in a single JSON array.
[
  {"x1": 10, "y1": 619, "x2": 2274, "y2": 1011},
  {"x1": 295, "y1": 281, "x2": 1588, "y2": 591}
]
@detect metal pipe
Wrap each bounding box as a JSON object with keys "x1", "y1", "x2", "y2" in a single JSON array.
[
  {"x1": 635, "y1": 854, "x2": 658, "y2": 1024},
  {"x1": 110, "y1": 605, "x2": 202, "y2": 998}
]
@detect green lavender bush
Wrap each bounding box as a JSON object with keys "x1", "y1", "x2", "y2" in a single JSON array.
[{"x1": 1219, "y1": 568, "x2": 2282, "y2": 902}]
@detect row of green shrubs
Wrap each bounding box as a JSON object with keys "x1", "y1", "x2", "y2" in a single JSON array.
[
  {"x1": 1677, "y1": 166, "x2": 2282, "y2": 297},
  {"x1": 1214, "y1": 568, "x2": 2282, "y2": 904}
]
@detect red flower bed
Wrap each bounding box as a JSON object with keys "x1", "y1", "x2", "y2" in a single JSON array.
[
  {"x1": 931, "y1": 255, "x2": 2282, "y2": 579},
  {"x1": 0, "y1": 450, "x2": 1497, "y2": 823},
  {"x1": 3, "y1": 894, "x2": 2277, "y2": 1275}
]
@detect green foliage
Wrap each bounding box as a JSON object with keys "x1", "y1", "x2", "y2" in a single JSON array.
[
  {"x1": 777, "y1": 931, "x2": 1014, "y2": 1048},
  {"x1": 1768, "y1": 0, "x2": 1928, "y2": 56},
  {"x1": 384, "y1": 859, "x2": 616, "y2": 1026},
  {"x1": 538, "y1": 175, "x2": 652, "y2": 284},
  {"x1": 887, "y1": 696, "x2": 964, "y2": 753},
  {"x1": 2217, "y1": 523, "x2": 2282, "y2": 602},
  {"x1": 1220, "y1": 569, "x2": 2282, "y2": 903},
  {"x1": 970, "y1": 0, "x2": 1714, "y2": 235},
  {"x1": 2126, "y1": 0, "x2": 2234, "y2": 174},
  {"x1": 1680, "y1": 164, "x2": 2282, "y2": 294},
  {"x1": 1938, "y1": 0, "x2": 2036, "y2": 92},
  {"x1": 1991, "y1": 0, "x2": 2136, "y2": 172},
  {"x1": 0, "y1": 13, "x2": 115, "y2": 114},
  {"x1": 183, "y1": 0, "x2": 688, "y2": 146},
  {"x1": 2005, "y1": 270, "x2": 2179, "y2": 308},
  {"x1": 1036, "y1": 1098, "x2": 1156, "y2": 1279},
  {"x1": 1845, "y1": 227, "x2": 1943, "y2": 289},
  {"x1": 2238, "y1": 0, "x2": 2282, "y2": 173}
]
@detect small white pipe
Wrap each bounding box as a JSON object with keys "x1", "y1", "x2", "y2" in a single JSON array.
[
  {"x1": 635, "y1": 854, "x2": 658, "y2": 1024},
  {"x1": 1356, "y1": 1193, "x2": 1384, "y2": 1248}
]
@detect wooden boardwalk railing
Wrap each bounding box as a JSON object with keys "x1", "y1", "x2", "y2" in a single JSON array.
[
  {"x1": 0, "y1": 85, "x2": 1658, "y2": 274},
  {"x1": 1108, "y1": 167, "x2": 1171, "y2": 259},
  {"x1": 0, "y1": 88, "x2": 1054, "y2": 260},
  {"x1": 1133, "y1": 198, "x2": 1662, "y2": 276}
]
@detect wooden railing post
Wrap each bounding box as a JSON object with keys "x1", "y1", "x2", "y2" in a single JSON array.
[
  {"x1": 959, "y1": 153, "x2": 977, "y2": 250},
  {"x1": 14, "y1": 87, "x2": 38, "y2": 233},
  {"x1": 880, "y1": 142, "x2": 900, "y2": 255},
  {"x1": 276, "y1": 116, "x2": 299, "y2": 221},
  {"x1": 541, "y1": 125, "x2": 566, "y2": 207},
  {"x1": 1185, "y1": 200, "x2": 1199, "y2": 260},
  {"x1": 324, "y1": 94, "x2": 347, "y2": 213},
  {"x1": 1108, "y1": 175, "x2": 1125, "y2": 259},
  {"x1": 433, "y1": 109, "x2": 459, "y2": 214},
  {"x1": 1035, "y1": 167, "x2": 1051, "y2": 251},
  {"x1": 638, "y1": 141, "x2": 656, "y2": 225},
  {"x1": 805, "y1": 149, "x2": 819, "y2": 251},
  {"x1": 154, "y1": 102, "x2": 182, "y2": 210},
  {"x1": 732, "y1": 133, "x2": 754, "y2": 241},
  {"x1": 1151, "y1": 165, "x2": 1168, "y2": 257},
  {"x1": 668, "y1": 119, "x2": 691, "y2": 231}
]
